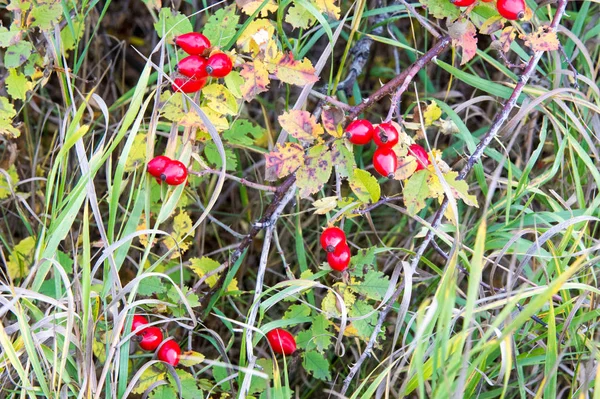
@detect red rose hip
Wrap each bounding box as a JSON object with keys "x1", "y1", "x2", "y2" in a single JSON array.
[
  {"x1": 172, "y1": 77, "x2": 207, "y2": 94},
  {"x1": 266, "y1": 328, "x2": 297, "y2": 355},
  {"x1": 409, "y1": 144, "x2": 430, "y2": 171},
  {"x1": 320, "y1": 226, "x2": 346, "y2": 253},
  {"x1": 157, "y1": 340, "x2": 181, "y2": 366},
  {"x1": 373, "y1": 123, "x2": 399, "y2": 148},
  {"x1": 327, "y1": 242, "x2": 351, "y2": 271},
  {"x1": 138, "y1": 327, "x2": 163, "y2": 351},
  {"x1": 345, "y1": 119, "x2": 375, "y2": 145},
  {"x1": 147, "y1": 156, "x2": 171, "y2": 178},
  {"x1": 496, "y1": 0, "x2": 525, "y2": 20},
  {"x1": 373, "y1": 147, "x2": 398, "y2": 178},
  {"x1": 177, "y1": 55, "x2": 209, "y2": 79},
  {"x1": 160, "y1": 160, "x2": 188, "y2": 186},
  {"x1": 205, "y1": 53, "x2": 233, "y2": 78},
  {"x1": 174, "y1": 32, "x2": 211, "y2": 55},
  {"x1": 451, "y1": 0, "x2": 477, "y2": 6}
]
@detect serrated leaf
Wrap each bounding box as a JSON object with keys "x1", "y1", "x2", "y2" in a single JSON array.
[
  {"x1": 149, "y1": 385, "x2": 177, "y2": 399},
  {"x1": 236, "y1": 19, "x2": 275, "y2": 54},
  {"x1": 236, "y1": 0, "x2": 278, "y2": 16},
  {"x1": 423, "y1": 102, "x2": 442, "y2": 126},
  {"x1": 444, "y1": 170, "x2": 479, "y2": 207},
  {"x1": 404, "y1": 170, "x2": 431, "y2": 216},
  {"x1": 0, "y1": 26, "x2": 22, "y2": 48},
  {"x1": 312, "y1": 196, "x2": 337, "y2": 215},
  {"x1": 296, "y1": 144, "x2": 332, "y2": 198},
  {"x1": 6, "y1": 69, "x2": 29, "y2": 100},
  {"x1": 349, "y1": 300, "x2": 378, "y2": 340},
  {"x1": 203, "y1": 83, "x2": 238, "y2": 115},
  {"x1": 350, "y1": 271, "x2": 389, "y2": 301},
  {"x1": 166, "y1": 285, "x2": 200, "y2": 307},
  {"x1": 331, "y1": 140, "x2": 356, "y2": 178},
  {"x1": 250, "y1": 358, "x2": 273, "y2": 394},
  {"x1": 167, "y1": 369, "x2": 204, "y2": 399},
  {"x1": 278, "y1": 110, "x2": 323, "y2": 144},
  {"x1": 321, "y1": 286, "x2": 355, "y2": 318},
  {"x1": 449, "y1": 20, "x2": 478, "y2": 65},
  {"x1": 265, "y1": 142, "x2": 304, "y2": 180},
  {"x1": 349, "y1": 246, "x2": 377, "y2": 277},
  {"x1": 202, "y1": 5, "x2": 239, "y2": 47},
  {"x1": 296, "y1": 314, "x2": 332, "y2": 352},
  {"x1": 138, "y1": 276, "x2": 168, "y2": 296},
  {"x1": 154, "y1": 8, "x2": 193, "y2": 42},
  {"x1": 522, "y1": 26, "x2": 559, "y2": 52},
  {"x1": 479, "y1": 15, "x2": 504, "y2": 34},
  {"x1": 223, "y1": 120, "x2": 265, "y2": 146},
  {"x1": 286, "y1": 3, "x2": 315, "y2": 29},
  {"x1": 190, "y1": 257, "x2": 238, "y2": 292},
  {"x1": 204, "y1": 142, "x2": 238, "y2": 171},
  {"x1": 133, "y1": 367, "x2": 166, "y2": 395},
  {"x1": 349, "y1": 169, "x2": 380, "y2": 203},
  {"x1": 302, "y1": 351, "x2": 331, "y2": 381},
  {"x1": 7, "y1": 236, "x2": 35, "y2": 280},
  {"x1": 163, "y1": 210, "x2": 194, "y2": 257},
  {"x1": 60, "y1": 16, "x2": 85, "y2": 52},
  {"x1": 5, "y1": 41, "x2": 33, "y2": 68},
  {"x1": 419, "y1": 0, "x2": 460, "y2": 20},
  {"x1": 266, "y1": 52, "x2": 318, "y2": 86},
  {"x1": 179, "y1": 107, "x2": 229, "y2": 133},
  {"x1": 28, "y1": 2, "x2": 62, "y2": 30},
  {"x1": 284, "y1": 303, "x2": 311, "y2": 319},
  {"x1": 313, "y1": 0, "x2": 340, "y2": 19},
  {"x1": 239, "y1": 60, "x2": 270, "y2": 102},
  {"x1": 321, "y1": 106, "x2": 344, "y2": 138}
]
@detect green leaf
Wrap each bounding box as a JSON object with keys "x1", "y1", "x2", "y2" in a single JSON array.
[
  {"x1": 149, "y1": 385, "x2": 177, "y2": 399},
  {"x1": 349, "y1": 246, "x2": 377, "y2": 277},
  {"x1": 202, "y1": 83, "x2": 238, "y2": 115},
  {"x1": 159, "y1": 91, "x2": 185, "y2": 122},
  {"x1": 283, "y1": 304, "x2": 311, "y2": 320},
  {"x1": 331, "y1": 140, "x2": 355, "y2": 179},
  {"x1": 286, "y1": 3, "x2": 315, "y2": 29},
  {"x1": 4, "y1": 41, "x2": 33, "y2": 68},
  {"x1": 213, "y1": 365, "x2": 231, "y2": 391},
  {"x1": 154, "y1": 8, "x2": 193, "y2": 41},
  {"x1": 404, "y1": 170, "x2": 431, "y2": 216},
  {"x1": 444, "y1": 170, "x2": 479, "y2": 207},
  {"x1": 297, "y1": 314, "x2": 332, "y2": 352},
  {"x1": 349, "y1": 300, "x2": 378, "y2": 339},
  {"x1": 250, "y1": 358, "x2": 273, "y2": 394},
  {"x1": 137, "y1": 276, "x2": 168, "y2": 296},
  {"x1": 204, "y1": 142, "x2": 238, "y2": 171},
  {"x1": 296, "y1": 144, "x2": 333, "y2": 198},
  {"x1": 419, "y1": 0, "x2": 460, "y2": 20},
  {"x1": 6, "y1": 68, "x2": 29, "y2": 100},
  {"x1": 224, "y1": 70, "x2": 245, "y2": 99},
  {"x1": 302, "y1": 351, "x2": 331, "y2": 381},
  {"x1": 202, "y1": 4, "x2": 239, "y2": 47},
  {"x1": 223, "y1": 119, "x2": 265, "y2": 146},
  {"x1": 349, "y1": 169, "x2": 381, "y2": 203},
  {"x1": 167, "y1": 370, "x2": 204, "y2": 399},
  {"x1": 29, "y1": 3, "x2": 62, "y2": 30},
  {"x1": 260, "y1": 386, "x2": 293, "y2": 399},
  {"x1": 0, "y1": 26, "x2": 21, "y2": 47},
  {"x1": 351, "y1": 271, "x2": 389, "y2": 301},
  {"x1": 60, "y1": 17, "x2": 85, "y2": 52},
  {"x1": 125, "y1": 134, "x2": 147, "y2": 172}
]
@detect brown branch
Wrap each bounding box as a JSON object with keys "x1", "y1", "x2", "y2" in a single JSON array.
[
  {"x1": 339, "y1": 0, "x2": 569, "y2": 394},
  {"x1": 188, "y1": 169, "x2": 277, "y2": 192},
  {"x1": 345, "y1": 35, "x2": 452, "y2": 122}
]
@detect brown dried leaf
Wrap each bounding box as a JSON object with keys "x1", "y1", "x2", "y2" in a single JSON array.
[
  {"x1": 479, "y1": 16, "x2": 504, "y2": 35},
  {"x1": 493, "y1": 27, "x2": 516, "y2": 53},
  {"x1": 321, "y1": 106, "x2": 345, "y2": 138}
]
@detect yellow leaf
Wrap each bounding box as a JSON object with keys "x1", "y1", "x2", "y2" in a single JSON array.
[
  {"x1": 266, "y1": 51, "x2": 319, "y2": 86},
  {"x1": 236, "y1": 19, "x2": 275, "y2": 55},
  {"x1": 236, "y1": 0, "x2": 278, "y2": 16},
  {"x1": 164, "y1": 210, "x2": 194, "y2": 258},
  {"x1": 278, "y1": 110, "x2": 323, "y2": 144},
  {"x1": 179, "y1": 350, "x2": 206, "y2": 367},
  {"x1": 179, "y1": 107, "x2": 229, "y2": 133},
  {"x1": 321, "y1": 106, "x2": 344, "y2": 138},
  {"x1": 312, "y1": 196, "x2": 337, "y2": 215},
  {"x1": 494, "y1": 27, "x2": 516, "y2": 53},
  {"x1": 0, "y1": 164, "x2": 18, "y2": 199},
  {"x1": 7, "y1": 236, "x2": 35, "y2": 280},
  {"x1": 286, "y1": 4, "x2": 315, "y2": 29},
  {"x1": 522, "y1": 26, "x2": 559, "y2": 52},
  {"x1": 136, "y1": 218, "x2": 150, "y2": 248},
  {"x1": 312, "y1": 0, "x2": 340, "y2": 20},
  {"x1": 423, "y1": 102, "x2": 442, "y2": 126},
  {"x1": 125, "y1": 134, "x2": 147, "y2": 172},
  {"x1": 202, "y1": 83, "x2": 238, "y2": 115},
  {"x1": 133, "y1": 367, "x2": 166, "y2": 395},
  {"x1": 322, "y1": 284, "x2": 356, "y2": 318},
  {"x1": 190, "y1": 257, "x2": 238, "y2": 292},
  {"x1": 264, "y1": 142, "x2": 304, "y2": 180},
  {"x1": 239, "y1": 60, "x2": 270, "y2": 102}
]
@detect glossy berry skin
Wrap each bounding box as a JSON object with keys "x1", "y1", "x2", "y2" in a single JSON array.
[
  {"x1": 327, "y1": 242, "x2": 351, "y2": 272},
  {"x1": 496, "y1": 0, "x2": 525, "y2": 20},
  {"x1": 172, "y1": 77, "x2": 207, "y2": 94},
  {"x1": 320, "y1": 227, "x2": 346, "y2": 253},
  {"x1": 345, "y1": 119, "x2": 375, "y2": 145},
  {"x1": 451, "y1": 0, "x2": 476, "y2": 5},
  {"x1": 157, "y1": 340, "x2": 181, "y2": 366},
  {"x1": 138, "y1": 327, "x2": 163, "y2": 351},
  {"x1": 122, "y1": 314, "x2": 149, "y2": 335},
  {"x1": 373, "y1": 123, "x2": 399, "y2": 148},
  {"x1": 160, "y1": 160, "x2": 188, "y2": 186},
  {"x1": 206, "y1": 53, "x2": 233, "y2": 78},
  {"x1": 147, "y1": 156, "x2": 171, "y2": 178},
  {"x1": 175, "y1": 32, "x2": 211, "y2": 55},
  {"x1": 409, "y1": 144, "x2": 430, "y2": 171},
  {"x1": 266, "y1": 328, "x2": 297, "y2": 355},
  {"x1": 373, "y1": 147, "x2": 398, "y2": 178},
  {"x1": 177, "y1": 55, "x2": 209, "y2": 79}
]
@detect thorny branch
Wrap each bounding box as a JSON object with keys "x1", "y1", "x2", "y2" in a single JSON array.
[{"x1": 339, "y1": 0, "x2": 569, "y2": 394}]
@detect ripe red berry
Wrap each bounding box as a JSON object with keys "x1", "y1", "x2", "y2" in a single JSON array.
[
  {"x1": 373, "y1": 147, "x2": 398, "y2": 178},
  {"x1": 147, "y1": 156, "x2": 171, "y2": 178},
  {"x1": 409, "y1": 144, "x2": 430, "y2": 171},
  {"x1": 345, "y1": 119, "x2": 375, "y2": 145},
  {"x1": 157, "y1": 340, "x2": 181, "y2": 366},
  {"x1": 206, "y1": 53, "x2": 233, "y2": 78},
  {"x1": 481, "y1": 0, "x2": 494, "y2": 2},
  {"x1": 320, "y1": 226, "x2": 346, "y2": 253},
  {"x1": 327, "y1": 242, "x2": 351, "y2": 271},
  {"x1": 174, "y1": 32, "x2": 211, "y2": 55},
  {"x1": 496, "y1": 0, "x2": 525, "y2": 20},
  {"x1": 138, "y1": 327, "x2": 163, "y2": 351},
  {"x1": 177, "y1": 55, "x2": 209, "y2": 80},
  {"x1": 172, "y1": 77, "x2": 207, "y2": 94},
  {"x1": 122, "y1": 314, "x2": 149, "y2": 335},
  {"x1": 266, "y1": 328, "x2": 297, "y2": 355},
  {"x1": 451, "y1": 0, "x2": 476, "y2": 6},
  {"x1": 373, "y1": 123, "x2": 399, "y2": 148},
  {"x1": 160, "y1": 160, "x2": 188, "y2": 186}
]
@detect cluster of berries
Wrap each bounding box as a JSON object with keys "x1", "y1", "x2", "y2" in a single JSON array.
[
  {"x1": 126, "y1": 315, "x2": 181, "y2": 366},
  {"x1": 320, "y1": 226, "x2": 351, "y2": 272},
  {"x1": 345, "y1": 119, "x2": 431, "y2": 178},
  {"x1": 173, "y1": 32, "x2": 234, "y2": 93},
  {"x1": 452, "y1": 0, "x2": 525, "y2": 20},
  {"x1": 147, "y1": 155, "x2": 188, "y2": 186}
]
